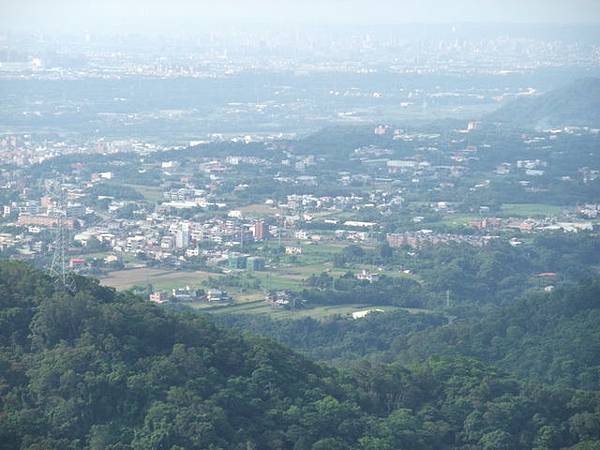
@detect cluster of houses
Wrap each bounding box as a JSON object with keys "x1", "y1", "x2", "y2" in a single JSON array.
[
  {"x1": 0, "y1": 125, "x2": 597, "y2": 299},
  {"x1": 386, "y1": 231, "x2": 498, "y2": 249},
  {"x1": 149, "y1": 286, "x2": 230, "y2": 304}
]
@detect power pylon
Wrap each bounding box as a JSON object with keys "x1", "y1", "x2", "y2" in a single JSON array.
[{"x1": 49, "y1": 184, "x2": 75, "y2": 292}]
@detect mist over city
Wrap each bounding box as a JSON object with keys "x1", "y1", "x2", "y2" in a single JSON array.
[{"x1": 1, "y1": 1, "x2": 600, "y2": 449}]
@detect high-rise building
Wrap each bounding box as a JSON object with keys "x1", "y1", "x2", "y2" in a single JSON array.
[
  {"x1": 175, "y1": 223, "x2": 190, "y2": 249},
  {"x1": 254, "y1": 221, "x2": 268, "y2": 241}
]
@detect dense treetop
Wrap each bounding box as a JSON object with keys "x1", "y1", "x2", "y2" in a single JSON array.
[{"x1": 1, "y1": 262, "x2": 600, "y2": 449}]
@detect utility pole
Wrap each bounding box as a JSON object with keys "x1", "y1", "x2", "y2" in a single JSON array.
[{"x1": 278, "y1": 218, "x2": 282, "y2": 247}]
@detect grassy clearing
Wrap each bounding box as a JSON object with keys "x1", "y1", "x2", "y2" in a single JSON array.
[
  {"x1": 69, "y1": 251, "x2": 111, "y2": 260},
  {"x1": 238, "y1": 203, "x2": 282, "y2": 217},
  {"x1": 500, "y1": 203, "x2": 564, "y2": 217},
  {"x1": 436, "y1": 213, "x2": 479, "y2": 226},
  {"x1": 114, "y1": 183, "x2": 164, "y2": 202},
  {"x1": 190, "y1": 300, "x2": 429, "y2": 321},
  {"x1": 308, "y1": 210, "x2": 357, "y2": 221},
  {"x1": 299, "y1": 242, "x2": 346, "y2": 258},
  {"x1": 251, "y1": 272, "x2": 304, "y2": 290}
]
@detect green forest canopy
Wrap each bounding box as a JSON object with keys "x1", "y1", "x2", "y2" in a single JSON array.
[{"x1": 0, "y1": 262, "x2": 600, "y2": 449}]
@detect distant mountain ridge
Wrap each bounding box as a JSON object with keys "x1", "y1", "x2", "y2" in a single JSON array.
[{"x1": 486, "y1": 77, "x2": 600, "y2": 129}]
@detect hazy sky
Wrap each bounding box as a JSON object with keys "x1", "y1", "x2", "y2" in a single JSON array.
[{"x1": 2, "y1": 0, "x2": 600, "y2": 32}]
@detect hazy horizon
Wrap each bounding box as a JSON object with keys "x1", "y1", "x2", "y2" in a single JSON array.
[{"x1": 1, "y1": 0, "x2": 600, "y2": 34}]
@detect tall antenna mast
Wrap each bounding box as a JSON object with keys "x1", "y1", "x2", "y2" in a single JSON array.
[{"x1": 49, "y1": 180, "x2": 75, "y2": 292}]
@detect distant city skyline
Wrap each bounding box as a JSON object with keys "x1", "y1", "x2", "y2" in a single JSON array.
[{"x1": 1, "y1": 0, "x2": 600, "y2": 33}]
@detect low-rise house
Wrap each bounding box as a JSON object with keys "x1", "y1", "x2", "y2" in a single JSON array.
[
  {"x1": 206, "y1": 289, "x2": 229, "y2": 302},
  {"x1": 149, "y1": 291, "x2": 170, "y2": 304},
  {"x1": 285, "y1": 246, "x2": 302, "y2": 255}
]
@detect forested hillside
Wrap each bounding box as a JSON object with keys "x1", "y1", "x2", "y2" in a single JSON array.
[
  {"x1": 216, "y1": 310, "x2": 447, "y2": 363},
  {"x1": 388, "y1": 278, "x2": 600, "y2": 390},
  {"x1": 219, "y1": 276, "x2": 600, "y2": 391},
  {"x1": 486, "y1": 78, "x2": 600, "y2": 129},
  {"x1": 1, "y1": 262, "x2": 600, "y2": 449}
]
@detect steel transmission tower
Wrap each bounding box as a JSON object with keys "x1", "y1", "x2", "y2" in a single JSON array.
[{"x1": 49, "y1": 183, "x2": 75, "y2": 292}]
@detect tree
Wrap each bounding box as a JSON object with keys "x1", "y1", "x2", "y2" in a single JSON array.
[
  {"x1": 478, "y1": 430, "x2": 514, "y2": 450},
  {"x1": 380, "y1": 242, "x2": 393, "y2": 260}
]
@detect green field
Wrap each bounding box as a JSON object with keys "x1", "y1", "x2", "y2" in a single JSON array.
[
  {"x1": 69, "y1": 251, "x2": 111, "y2": 260},
  {"x1": 238, "y1": 203, "x2": 282, "y2": 217},
  {"x1": 101, "y1": 248, "x2": 417, "y2": 299},
  {"x1": 115, "y1": 183, "x2": 164, "y2": 202},
  {"x1": 99, "y1": 235, "x2": 418, "y2": 304},
  {"x1": 251, "y1": 272, "x2": 304, "y2": 290},
  {"x1": 190, "y1": 300, "x2": 429, "y2": 321},
  {"x1": 436, "y1": 213, "x2": 480, "y2": 227},
  {"x1": 500, "y1": 203, "x2": 564, "y2": 217}
]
